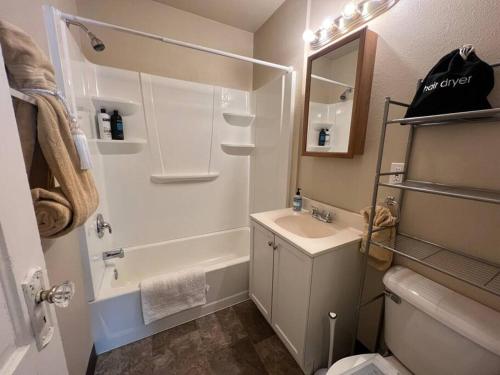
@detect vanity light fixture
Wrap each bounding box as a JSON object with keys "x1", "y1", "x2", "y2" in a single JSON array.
[
  {"x1": 341, "y1": 2, "x2": 359, "y2": 20},
  {"x1": 303, "y1": 0, "x2": 398, "y2": 48}
]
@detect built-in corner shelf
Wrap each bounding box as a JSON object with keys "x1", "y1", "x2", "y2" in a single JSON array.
[
  {"x1": 150, "y1": 172, "x2": 219, "y2": 184},
  {"x1": 89, "y1": 138, "x2": 147, "y2": 155},
  {"x1": 220, "y1": 143, "x2": 255, "y2": 155},
  {"x1": 307, "y1": 145, "x2": 331, "y2": 152},
  {"x1": 91, "y1": 96, "x2": 141, "y2": 116},
  {"x1": 222, "y1": 112, "x2": 255, "y2": 126},
  {"x1": 313, "y1": 122, "x2": 334, "y2": 130}
]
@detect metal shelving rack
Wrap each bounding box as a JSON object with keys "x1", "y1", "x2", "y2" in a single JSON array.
[{"x1": 364, "y1": 97, "x2": 500, "y2": 297}]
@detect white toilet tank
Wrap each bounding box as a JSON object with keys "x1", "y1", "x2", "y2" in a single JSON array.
[{"x1": 383, "y1": 266, "x2": 500, "y2": 375}]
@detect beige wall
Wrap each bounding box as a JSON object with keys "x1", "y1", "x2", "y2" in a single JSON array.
[
  {"x1": 75, "y1": 0, "x2": 254, "y2": 91},
  {"x1": 254, "y1": 0, "x2": 500, "y2": 317},
  {"x1": 0, "y1": 1, "x2": 93, "y2": 374},
  {"x1": 253, "y1": 0, "x2": 309, "y2": 199}
]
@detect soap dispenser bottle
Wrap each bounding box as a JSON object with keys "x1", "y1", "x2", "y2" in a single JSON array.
[
  {"x1": 110, "y1": 110, "x2": 124, "y2": 140},
  {"x1": 293, "y1": 188, "x2": 302, "y2": 212}
]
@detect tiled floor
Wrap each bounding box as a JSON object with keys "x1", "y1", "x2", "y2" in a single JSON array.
[{"x1": 94, "y1": 300, "x2": 304, "y2": 375}]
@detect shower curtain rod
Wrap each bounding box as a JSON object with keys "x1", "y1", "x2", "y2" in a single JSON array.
[
  {"x1": 60, "y1": 12, "x2": 294, "y2": 73},
  {"x1": 311, "y1": 74, "x2": 353, "y2": 89}
]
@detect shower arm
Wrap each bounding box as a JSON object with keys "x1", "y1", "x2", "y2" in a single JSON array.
[{"x1": 59, "y1": 12, "x2": 294, "y2": 73}]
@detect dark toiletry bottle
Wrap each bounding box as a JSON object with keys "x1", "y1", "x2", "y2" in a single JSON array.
[
  {"x1": 318, "y1": 128, "x2": 326, "y2": 146},
  {"x1": 110, "y1": 110, "x2": 124, "y2": 140}
]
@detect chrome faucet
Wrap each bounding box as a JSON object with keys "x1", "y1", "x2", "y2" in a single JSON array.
[
  {"x1": 311, "y1": 206, "x2": 334, "y2": 223},
  {"x1": 96, "y1": 213, "x2": 112, "y2": 238},
  {"x1": 102, "y1": 248, "x2": 124, "y2": 260}
]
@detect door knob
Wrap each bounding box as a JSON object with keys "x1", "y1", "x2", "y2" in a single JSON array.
[{"x1": 36, "y1": 281, "x2": 75, "y2": 308}]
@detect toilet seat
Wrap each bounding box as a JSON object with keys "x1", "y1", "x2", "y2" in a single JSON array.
[{"x1": 326, "y1": 353, "x2": 411, "y2": 374}]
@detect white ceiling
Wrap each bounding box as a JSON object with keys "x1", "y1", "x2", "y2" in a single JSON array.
[{"x1": 153, "y1": 0, "x2": 286, "y2": 32}]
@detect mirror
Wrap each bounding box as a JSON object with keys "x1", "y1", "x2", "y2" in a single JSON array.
[{"x1": 303, "y1": 28, "x2": 377, "y2": 158}]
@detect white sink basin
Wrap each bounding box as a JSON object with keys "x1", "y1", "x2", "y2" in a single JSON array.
[{"x1": 274, "y1": 214, "x2": 338, "y2": 238}]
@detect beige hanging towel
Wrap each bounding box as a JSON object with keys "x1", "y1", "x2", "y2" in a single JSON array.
[
  {"x1": 360, "y1": 205, "x2": 397, "y2": 271},
  {"x1": 0, "y1": 20, "x2": 98, "y2": 237}
]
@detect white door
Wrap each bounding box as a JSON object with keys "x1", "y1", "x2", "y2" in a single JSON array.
[
  {"x1": 271, "y1": 236, "x2": 312, "y2": 364},
  {"x1": 0, "y1": 49, "x2": 68, "y2": 374},
  {"x1": 249, "y1": 222, "x2": 275, "y2": 322}
]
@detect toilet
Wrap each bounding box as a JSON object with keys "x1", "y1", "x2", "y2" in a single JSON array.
[{"x1": 327, "y1": 266, "x2": 500, "y2": 375}]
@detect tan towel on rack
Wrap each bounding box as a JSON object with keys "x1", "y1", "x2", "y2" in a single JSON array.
[
  {"x1": 360, "y1": 206, "x2": 397, "y2": 271},
  {"x1": 0, "y1": 20, "x2": 98, "y2": 238}
]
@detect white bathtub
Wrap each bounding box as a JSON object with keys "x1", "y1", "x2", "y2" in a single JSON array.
[{"x1": 90, "y1": 227, "x2": 250, "y2": 354}]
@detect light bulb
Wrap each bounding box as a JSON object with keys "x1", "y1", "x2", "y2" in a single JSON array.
[
  {"x1": 321, "y1": 17, "x2": 334, "y2": 30},
  {"x1": 302, "y1": 29, "x2": 316, "y2": 43},
  {"x1": 360, "y1": 0, "x2": 384, "y2": 17},
  {"x1": 342, "y1": 2, "x2": 359, "y2": 20},
  {"x1": 319, "y1": 28, "x2": 328, "y2": 41}
]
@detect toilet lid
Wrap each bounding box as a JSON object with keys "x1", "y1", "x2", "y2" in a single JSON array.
[{"x1": 326, "y1": 354, "x2": 411, "y2": 375}]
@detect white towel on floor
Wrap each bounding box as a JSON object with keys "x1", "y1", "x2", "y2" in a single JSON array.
[{"x1": 140, "y1": 268, "x2": 207, "y2": 325}]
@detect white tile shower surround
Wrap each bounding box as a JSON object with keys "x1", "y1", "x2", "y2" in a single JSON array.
[
  {"x1": 307, "y1": 100, "x2": 353, "y2": 153},
  {"x1": 56, "y1": 20, "x2": 294, "y2": 351}
]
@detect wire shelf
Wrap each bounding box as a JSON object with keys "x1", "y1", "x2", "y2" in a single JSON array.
[
  {"x1": 379, "y1": 180, "x2": 500, "y2": 205},
  {"x1": 389, "y1": 107, "x2": 500, "y2": 126},
  {"x1": 371, "y1": 234, "x2": 500, "y2": 296}
]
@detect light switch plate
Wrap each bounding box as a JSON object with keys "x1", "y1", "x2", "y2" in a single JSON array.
[
  {"x1": 21, "y1": 267, "x2": 54, "y2": 351},
  {"x1": 390, "y1": 163, "x2": 405, "y2": 184}
]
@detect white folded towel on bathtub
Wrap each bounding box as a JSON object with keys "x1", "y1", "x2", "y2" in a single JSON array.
[{"x1": 140, "y1": 268, "x2": 207, "y2": 325}]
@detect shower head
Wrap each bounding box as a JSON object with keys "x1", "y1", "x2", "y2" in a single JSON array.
[
  {"x1": 339, "y1": 87, "x2": 353, "y2": 101},
  {"x1": 88, "y1": 31, "x2": 105, "y2": 51},
  {"x1": 65, "y1": 20, "x2": 105, "y2": 52}
]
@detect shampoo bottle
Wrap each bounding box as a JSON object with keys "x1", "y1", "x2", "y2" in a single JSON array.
[
  {"x1": 110, "y1": 110, "x2": 124, "y2": 140},
  {"x1": 293, "y1": 188, "x2": 302, "y2": 212},
  {"x1": 318, "y1": 128, "x2": 326, "y2": 146},
  {"x1": 96, "y1": 108, "x2": 112, "y2": 140}
]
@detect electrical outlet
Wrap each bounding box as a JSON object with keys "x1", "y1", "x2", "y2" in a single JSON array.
[{"x1": 389, "y1": 163, "x2": 405, "y2": 184}]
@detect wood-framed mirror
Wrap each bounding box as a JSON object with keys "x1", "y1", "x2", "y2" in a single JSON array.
[{"x1": 302, "y1": 27, "x2": 377, "y2": 158}]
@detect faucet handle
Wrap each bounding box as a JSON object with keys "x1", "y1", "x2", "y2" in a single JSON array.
[
  {"x1": 96, "y1": 213, "x2": 112, "y2": 238},
  {"x1": 311, "y1": 206, "x2": 319, "y2": 215}
]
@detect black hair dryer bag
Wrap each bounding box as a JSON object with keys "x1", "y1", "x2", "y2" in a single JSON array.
[{"x1": 405, "y1": 49, "x2": 494, "y2": 119}]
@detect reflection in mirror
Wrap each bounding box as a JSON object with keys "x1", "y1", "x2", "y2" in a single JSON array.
[
  {"x1": 302, "y1": 28, "x2": 377, "y2": 158},
  {"x1": 306, "y1": 39, "x2": 359, "y2": 153}
]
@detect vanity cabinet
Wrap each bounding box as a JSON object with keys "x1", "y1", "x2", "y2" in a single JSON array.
[{"x1": 250, "y1": 220, "x2": 362, "y2": 375}]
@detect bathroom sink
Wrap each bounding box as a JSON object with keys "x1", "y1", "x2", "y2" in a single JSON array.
[{"x1": 274, "y1": 214, "x2": 338, "y2": 238}]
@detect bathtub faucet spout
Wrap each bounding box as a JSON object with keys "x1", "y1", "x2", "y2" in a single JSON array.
[{"x1": 103, "y1": 248, "x2": 124, "y2": 260}]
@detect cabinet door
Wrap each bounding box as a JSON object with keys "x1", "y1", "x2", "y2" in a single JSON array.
[
  {"x1": 250, "y1": 222, "x2": 275, "y2": 322},
  {"x1": 272, "y1": 236, "x2": 312, "y2": 364}
]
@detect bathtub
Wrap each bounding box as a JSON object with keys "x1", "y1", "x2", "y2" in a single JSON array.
[{"x1": 90, "y1": 227, "x2": 250, "y2": 354}]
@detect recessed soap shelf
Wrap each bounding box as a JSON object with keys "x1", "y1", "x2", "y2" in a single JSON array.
[
  {"x1": 91, "y1": 96, "x2": 141, "y2": 116},
  {"x1": 89, "y1": 138, "x2": 147, "y2": 155},
  {"x1": 222, "y1": 112, "x2": 255, "y2": 126},
  {"x1": 150, "y1": 172, "x2": 219, "y2": 183},
  {"x1": 220, "y1": 143, "x2": 255, "y2": 155}
]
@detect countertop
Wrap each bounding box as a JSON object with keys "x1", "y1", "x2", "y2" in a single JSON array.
[{"x1": 250, "y1": 207, "x2": 362, "y2": 257}]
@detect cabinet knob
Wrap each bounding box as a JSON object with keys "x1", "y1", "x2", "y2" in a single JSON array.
[
  {"x1": 267, "y1": 241, "x2": 273, "y2": 246},
  {"x1": 272, "y1": 244, "x2": 278, "y2": 250}
]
